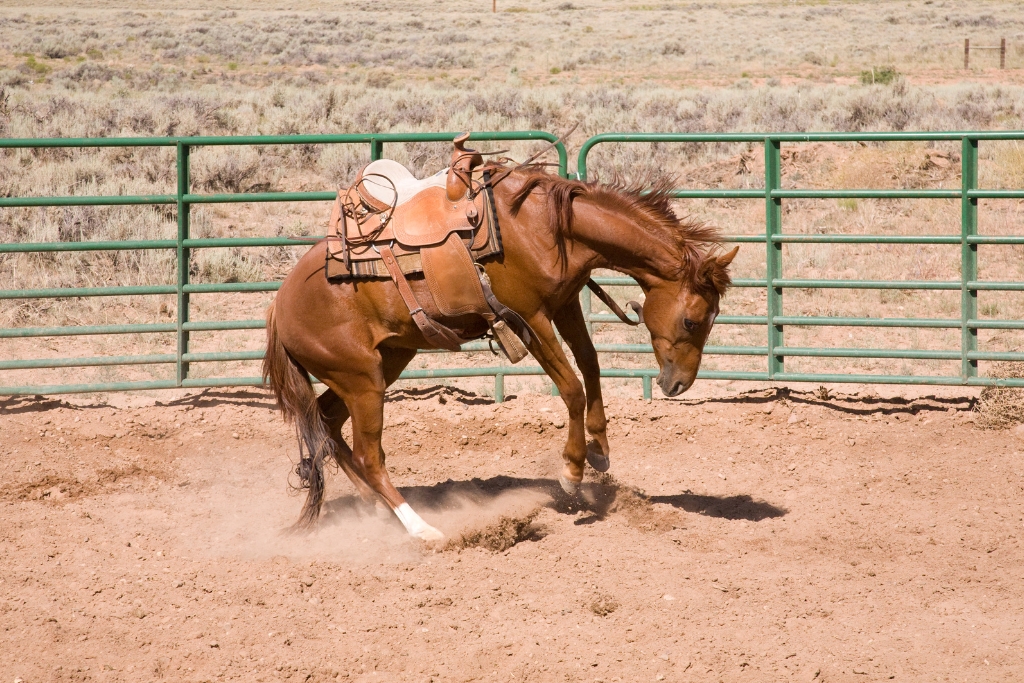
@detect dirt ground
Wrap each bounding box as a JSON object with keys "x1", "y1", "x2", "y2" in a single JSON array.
[{"x1": 2, "y1": 384, "x2": 1024, "y2": 683}]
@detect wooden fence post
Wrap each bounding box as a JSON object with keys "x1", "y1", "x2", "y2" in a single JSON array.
[
  {"x1": 965, "y1": 38, "x2": 970, "y2": 69},
  {"x1": 1001, "y1": 38, "x2": 1006, "y2": 69}
]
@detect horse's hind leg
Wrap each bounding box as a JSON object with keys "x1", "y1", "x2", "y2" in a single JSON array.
[
  {"x1": 323, "y1": 348, "x2": 442, "y2": 540},
  {"x1": 317, "y1": 389, "x2": 376, "y2": 505},
  {"x1": 553, "y1": 299, "x2": 610, "y2": 472}
]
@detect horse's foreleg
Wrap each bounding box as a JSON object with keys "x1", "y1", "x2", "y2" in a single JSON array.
[
  {"x1": 317, "y1": 389, "x2": 377, "y2": 505},
  {"x1": 553, "y1": 299, "x2": 610, "y2": 473},
  {"x1": 524, "y1": 314, "x2": 589, "y2": 493}
]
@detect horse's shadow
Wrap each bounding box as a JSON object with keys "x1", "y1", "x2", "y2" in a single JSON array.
[{"x1": 319, "y1": 474, "x2": 786, "y2": 527}]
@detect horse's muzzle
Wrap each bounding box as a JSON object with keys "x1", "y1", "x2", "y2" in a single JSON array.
[{"x1": 657, "y1": 366, "x2": 694, "y2": 397}]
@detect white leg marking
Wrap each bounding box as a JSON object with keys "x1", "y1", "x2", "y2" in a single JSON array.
[{"x1": 394, "y1": 503, "x2": 444, "y2": 541}]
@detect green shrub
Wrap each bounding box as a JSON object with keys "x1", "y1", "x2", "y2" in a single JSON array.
[
  {"x1": 860, "y1": 66, "x2": 899, "y2": 85},
  {"x1": 23, "y1": 56, "x2": 51, "y2": 76}
]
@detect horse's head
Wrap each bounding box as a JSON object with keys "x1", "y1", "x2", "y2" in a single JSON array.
[{"x1": 643, "y1": 246, "x2": 738, "y2": 397}]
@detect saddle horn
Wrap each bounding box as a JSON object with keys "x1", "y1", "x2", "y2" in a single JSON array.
[{"x1": 447, "y1": 133, "x2": 484, "y2": 202}]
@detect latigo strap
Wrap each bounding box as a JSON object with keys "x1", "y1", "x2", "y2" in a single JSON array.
[{"x1": 379, "y1": 245, "x2": 464, "y2": 351}]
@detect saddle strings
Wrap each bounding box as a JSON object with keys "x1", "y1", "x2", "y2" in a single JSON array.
[{"x1": 342, "y1": 172, "x2": 399, "y2": 248}]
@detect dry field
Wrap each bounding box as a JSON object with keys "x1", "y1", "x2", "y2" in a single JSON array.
[
  {"x1": 2, "y1": 386, "x2": 1024, "y2": 683},
  {"x1": 3, "y1": 2, "x2": 1024, "y2": 394}
]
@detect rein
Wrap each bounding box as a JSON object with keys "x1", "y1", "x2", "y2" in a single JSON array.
[{"x1": 586, "y1": 279, "x2": 644, "y2": 326}]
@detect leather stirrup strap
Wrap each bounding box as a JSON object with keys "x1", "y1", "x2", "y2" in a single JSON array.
[
  {"x1": 478, "y1": 275, "x2": 535, "y2": 348},
  {"x1": 586, "y1": 278, "x2": 644, "y2": 326},
  {"x1": 379, "y1": 245, "x2": 464, "y2": 351}
]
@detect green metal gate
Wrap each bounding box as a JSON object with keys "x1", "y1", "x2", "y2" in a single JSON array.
[
  {"x1": 2, "y1": 130, "x2": 1023, "y2": 399},
  {"x1": 577, "y1": 132, "x2": 1024, "y2": 394}
]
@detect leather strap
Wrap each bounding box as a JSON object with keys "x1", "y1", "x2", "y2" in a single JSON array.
[
  {"x1": 479, "y1": 274, "x2": 534, "y2": 348},
  {"x1": 379, "y1": 245, "x2": 464, "y2": 351},
  {"x1": 586, "y1": 278, "x2": 644, "y2": 326}
]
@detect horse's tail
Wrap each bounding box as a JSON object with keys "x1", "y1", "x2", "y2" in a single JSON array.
[{"x1": 262, "y1": 299, "x2": 332, "y2": 528}]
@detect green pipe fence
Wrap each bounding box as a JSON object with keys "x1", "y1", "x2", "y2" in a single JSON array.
[
  {"x1": 2, "y1": 130, "x2": 1024, "y2": 400},
  {"x1": 577, "y1": 132, "x2": 1024, "y2": 397}
]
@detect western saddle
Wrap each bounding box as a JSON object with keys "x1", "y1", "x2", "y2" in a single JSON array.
[{"x1": 326, "y1": 134, "x2": 533, "y2": 362}]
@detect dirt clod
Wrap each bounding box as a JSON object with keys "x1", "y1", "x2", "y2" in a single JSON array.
[
  {"x1": 444, "y1": 510, "x2": 540, "y2": 552},
  {"x1": 589, "y1": 594, "x2": 620, "y2": 616}
]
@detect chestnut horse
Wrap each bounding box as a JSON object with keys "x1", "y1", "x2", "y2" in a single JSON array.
[{"x1": 263, "y1": 167, "x2": 737, "y2": 540}]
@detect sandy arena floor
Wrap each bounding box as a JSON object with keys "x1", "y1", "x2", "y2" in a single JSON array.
[{"x1": 2, "y1": 385, "x2": 1023, "y2": 682}]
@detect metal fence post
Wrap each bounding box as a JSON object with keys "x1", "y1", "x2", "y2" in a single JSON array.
[
  {"x1": 961, "y1": 136, "x2": 979, "y2": 382},
  {"x1": 176, "y1": 143, "x2": 191, "y2": 386},
  {"x1": 370, "y1": 138, "x2": 384, "y2": 161},
  {"x1": 494, "y1": 373, "x2": 504, "y2": 403},
  {"x1": 765, "y1": 137, "x2": 784, "y2": 379}
]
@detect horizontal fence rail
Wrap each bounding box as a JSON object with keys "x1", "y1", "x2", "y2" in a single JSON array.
[
  {"x1": 577, "y1": 132, "x2": 1024, "y2": 397},
  {"x1": 2, "y1": 130, "x2": 1023, "y2": 399}
]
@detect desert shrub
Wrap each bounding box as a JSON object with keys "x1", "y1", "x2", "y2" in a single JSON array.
[
  {"x1": 42, "y1": 42, "x2": 78, "y2": 59},
  {"x1": 20, "y1": 56, "x2": 51, "y2": 77},
  {"x1": 365, "y1": 69, "x2": 394, "y2": 89},
  {"x1": 802, "y1": 51, "x2": 825, "y2": 66},
  {"x1": 662, "y1": 41, "x2": 686, "y2": 56},
  {"x1": 192, "y1": 147, "x2": 274, "y2": 193},
  {"x1": 975, "y1": 363, "x2": 1024, "y2": 429},
  {"x1": 860, "y1": 66, "x2": 900, "y2": 85}
]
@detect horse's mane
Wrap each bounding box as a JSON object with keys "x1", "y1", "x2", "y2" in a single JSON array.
[{"x1": 501, "y1": 166, "x2": 728, "y2": 293}]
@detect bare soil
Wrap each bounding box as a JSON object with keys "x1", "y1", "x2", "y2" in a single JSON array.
[{"x1": 2, "y1": 386, "x2": 1024, "y2": 682}]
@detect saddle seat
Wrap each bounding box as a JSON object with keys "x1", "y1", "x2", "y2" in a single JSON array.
[
  {"x1": 359, "y1": 159, "x2": 447, "y2": 208},
  {"x1": 344, "y1": 182, "x2": 486, "y2": 250}
]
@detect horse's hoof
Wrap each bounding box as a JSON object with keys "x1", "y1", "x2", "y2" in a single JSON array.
[
  {"x1": 586, "y1": 443, "x2": 611, "y2": 473},
  {"x1": 412, "y1": 524, "x2": 445, "y2": 542},
  {"x1": 559, "y1": 475, "x2": 581, "y2": 496}
]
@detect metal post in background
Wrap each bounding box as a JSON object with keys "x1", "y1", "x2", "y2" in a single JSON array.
[
  {"x1": 176, "y1": 142, "x2": 191, "y2": 386},
  {"x1": 961, "y1": 136, "x2": 979, "y2": 382},
  {"x1": 1002, "y1": 38, "x2": 1007, "y2": 69},
  {"x1": 765, "y1": 138, "x2": 784, "y2": 380},
  {"x1": 965, "y1": 39, "x2": 970, "y2": 69}
]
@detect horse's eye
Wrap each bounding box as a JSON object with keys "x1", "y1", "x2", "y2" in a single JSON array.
[{"x1": 683, "y1": 318, "x2": 697, "y2": 332}]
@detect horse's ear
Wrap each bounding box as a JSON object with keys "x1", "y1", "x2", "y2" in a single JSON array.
[
  {"x1": 699, "y1": 246, "x2": 737, "y2": 296},
  {"x1": 717, "y1": 245, "x2": 739, "y2": 268}
]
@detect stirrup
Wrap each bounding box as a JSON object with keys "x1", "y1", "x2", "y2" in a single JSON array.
[{"x1": 491, "y1": 319, "x2": 529, "y2": 364}]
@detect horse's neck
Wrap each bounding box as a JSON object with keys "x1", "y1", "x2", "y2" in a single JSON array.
[{"x1": 570, "y1": 200, "x2": 679, "y2": 288}]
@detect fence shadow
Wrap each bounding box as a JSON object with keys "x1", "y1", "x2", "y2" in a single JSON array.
[{"x1": 670, "y1": 386, "x2": 976, "y2": 418}]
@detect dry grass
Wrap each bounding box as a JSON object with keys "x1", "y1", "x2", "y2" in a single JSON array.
[
  {"x1": 975, "y1": 362, "x2": 1024, "y2": 429},
  {"x1": 2, "y1": 1, "x2": 1024, "y2": 394}
]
